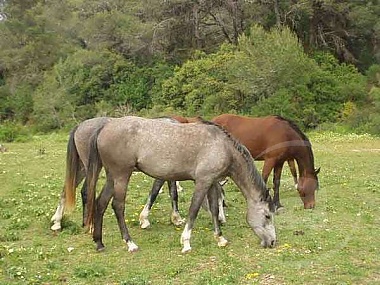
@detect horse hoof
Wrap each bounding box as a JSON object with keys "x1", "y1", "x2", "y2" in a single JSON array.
[
  {"x1": 217, "y1": 236, "x2": 228, "y2": 247},
  {"x1": 128, "y1": 247, "x2": 139, "y2": 253},
  {"x1": 171, "y1": 212, "x2": 185, "y2": 226},
  {"x1": 172, "y1": 218, "x2": 185, "y2": 226},
  {"x1": 50, "y1": 223, "x2": 61, "y2": 231},
  {"x1": 126, "y1": 241, "x2": 139, "y2": 252},
  {"x1": 140, "y1": 220, "x2": 151, "y2": 229},
  {"x1": 181, "y1": 246, "x2": 192, "y2": 253},
  {"x1": 218, "y1": 217, "x2": 227, "y2": 224},
  {"x1": 96, "y1": 245, "x2": 105, "y2": 252}
]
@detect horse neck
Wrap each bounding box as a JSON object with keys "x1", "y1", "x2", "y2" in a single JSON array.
[
  {"x1": 294, "y1": 144, "x2": 315, "y2": 177},
  {"x1": 229, "y1": 150, "x2": 265, "y2": 203}
]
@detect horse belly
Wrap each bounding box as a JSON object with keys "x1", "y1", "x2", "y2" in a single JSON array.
[{"x1": 135, "y1": 149, "x2": 197, "y2": 181}]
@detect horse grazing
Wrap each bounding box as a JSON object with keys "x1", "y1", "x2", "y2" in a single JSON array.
[
  {"x1": 50, "y1": 116, "x2": 186, "y2": 232},
  {"x1": 139, "y1": 115, "x2": 227, "y2": 228},
  {"x1": 212, "y1": 114, "x2": 320, "y2": 209},
  {"x1": 81, "y1": 116, "x2": 276, "y2": 253}
]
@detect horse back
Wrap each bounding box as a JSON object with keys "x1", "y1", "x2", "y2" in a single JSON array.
[
  {"x1": 96, "y1": 116, "x2": 231, "y2": 181},
  {"x1": 212, "y1": 114, "x2": 304, "y2": 160},
  {"x1": 74, "y1": 117, "x2": 112, "y2": 169}
]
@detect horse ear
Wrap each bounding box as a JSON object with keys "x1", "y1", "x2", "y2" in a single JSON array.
[{"x1": 314, "y1": 167, "x2": 320, "y2": 175}]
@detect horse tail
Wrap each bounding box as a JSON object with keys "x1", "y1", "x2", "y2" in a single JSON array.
[
  {"x1": 64, "y1": 125, "x2": 81, "y2": 212},
  {"x1": 85, "y1": 126, "x2": 104, "y2": 228}
]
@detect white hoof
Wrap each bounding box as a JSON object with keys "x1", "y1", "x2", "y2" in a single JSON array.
[
  {"x1": 127, "y1": 241, "x2": 139, "y2": 252},
  {"x1": 217, "y1": 236, "x2": 228, "y2": 247},
  {"x1": 171, "y1": 213, "x2": 185, "y2": 226},
  {"x1": 181, "y1": 245, "x2": 192, "y2": 253},
  {"x1": 50, "y1": 222, "x2": 61, "y2": 231},
  {"x1": 140, "y1": 219, "x2": 151, "y2": 229}
]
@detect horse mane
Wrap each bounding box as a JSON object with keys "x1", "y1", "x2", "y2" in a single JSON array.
[
  {"x1": 274, "y1": 115, "x2": 316, "y2": 173},
  {"x1": 198, "y1": 118, "x2": 270, "y2": 201},
  {"x1": 274, "y1": 115, "x2": 309, "y2": 143},
  {"x1": 154, "y1": 116, "x2": 180, "y2": 124}
]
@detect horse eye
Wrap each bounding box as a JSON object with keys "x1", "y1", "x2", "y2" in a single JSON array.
[{"x1": 265, "y1": 214, "x2": 271, "y2": 220}]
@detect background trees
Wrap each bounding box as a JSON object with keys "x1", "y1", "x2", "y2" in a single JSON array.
[{"x1": 0, "y1": 0, "x2": 379, "y2": 140}]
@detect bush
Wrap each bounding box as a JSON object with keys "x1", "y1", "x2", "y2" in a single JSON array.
[
  {"x1": 347, "y1": 87, "x2": 380, "y2": 135},
  {"x1": 0, "y1": 121, "x2": 32, "y2": 142}
]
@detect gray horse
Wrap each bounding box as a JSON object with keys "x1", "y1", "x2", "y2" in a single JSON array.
[
  {"x1": 78, "y1": 116, "x2": 276, "y2": 253},
  {"x1": 51, "y1": 117, "x2": 225, "y2": 231}
]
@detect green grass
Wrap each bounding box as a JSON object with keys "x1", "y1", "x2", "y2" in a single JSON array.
[{"x1": 0, "y1": 131, "x2": 379, "y2": 284}]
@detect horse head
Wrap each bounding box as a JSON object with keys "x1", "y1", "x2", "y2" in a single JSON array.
[
  {"x1": 246, "y1": 191, "x2": 276, "y2": 248},
  {"x1": 297, "y1": 167, "x2": 320, "y2": 209}
]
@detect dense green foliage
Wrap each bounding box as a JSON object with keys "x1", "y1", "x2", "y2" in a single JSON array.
[{"x1": 0, "y1": 0, "x2": 379, "y2": 140}]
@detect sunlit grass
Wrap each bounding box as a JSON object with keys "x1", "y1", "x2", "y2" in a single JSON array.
[{"x1": 0, "y1": 132, "x2": 379, "y2": 284}]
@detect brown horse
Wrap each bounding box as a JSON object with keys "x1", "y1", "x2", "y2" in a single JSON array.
[
  {"x1": 170, "y1": 115, "x2": 203, "y2": 124},
  {"x1": 212, "y1": 114, "x2": 320, "y2": 209}
]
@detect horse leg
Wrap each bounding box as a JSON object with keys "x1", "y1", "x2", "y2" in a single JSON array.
[
  {"x1": 168, "y1": 180, "x2": 185, "y2": 226},
  {"x1": 181, "y1": 180, "x2": 212, "y2": 253},
  {"x1": 287, "y1": 159, "x2": 298, "y2": 189},
  {"x1": 273, "y1": 162, "x2": 284, "y2": 210},
  {"x1": 208, "y1": 183, "x2": 228, "y2": 247},
  {"x1": 139, "y1": 178, "x2": 165, "y2": 229},
  {"x1": 217, "y1": 186, "x2": 227, "y2": 224},
  {"x1": 50, "y1": 190, "x2": 67, "y2": 231},
  {"x1": 80, "y1": 177, "x2": 88, "y2": 227},
  {"x1": 261, "y1": 159, "x2": 275, "y2": 202},
  {"x1": 93, "y1": 177, "x2": 114, "y2": 251},
  {"x1": 202, "y1": 183, "x2": 227, "y2": 224},
  {"x1": 112, "y1": 174, "x2": 138, "y2": 252},
  {"x1": 51, "y1": 170, "x2": 85, "y2": 231},
  {"x1": 261, "y1": 159, "x2": 275, "y2": 185}
]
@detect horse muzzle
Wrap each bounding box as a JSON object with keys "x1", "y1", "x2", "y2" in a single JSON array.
[
  {"x1": 261, "y1": 239, "x2": 276, "y2": 248},
  {"x1": 304, "y1": 201, "x2": 315, "y2": 209}
]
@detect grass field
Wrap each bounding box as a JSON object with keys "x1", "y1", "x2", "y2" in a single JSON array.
[{"x1": 0, "y1": 131, "x2": 379, "y2": 284}]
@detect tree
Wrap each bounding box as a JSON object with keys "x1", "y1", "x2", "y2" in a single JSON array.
[
  {"x1": 159, "y1": 45, "x2": 237, "y2": 115},
  {"x1": 32, "y1": 50, "x2": 136, "y2": 130},
  {"x1": 230, "y1": 25, "x2": 316, "y2": 111}
]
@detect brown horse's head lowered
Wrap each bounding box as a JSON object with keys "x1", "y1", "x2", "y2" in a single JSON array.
[
  {"x1": 297, "y1": 167, "x2": 320, "y2": 209},
  {"x1": 212, "y1": 114, "x2": 320, "y2": 210}
]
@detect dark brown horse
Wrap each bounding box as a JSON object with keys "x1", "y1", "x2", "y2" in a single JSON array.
[{"x1": 212, "y1": 114, "x2": 320, "y2": 209}]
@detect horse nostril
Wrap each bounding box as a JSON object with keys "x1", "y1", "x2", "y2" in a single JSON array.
[
  {"x1": 270, "y1": 240, "x2": 275, "y2": 247},
  {"x1": 304, "y1": 203, "x2": 315, "y2": 209}
]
